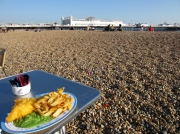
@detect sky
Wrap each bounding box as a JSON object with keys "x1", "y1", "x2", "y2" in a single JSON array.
[{"x1": 0, "y1": 0, "x2": 179, "y2": 25}]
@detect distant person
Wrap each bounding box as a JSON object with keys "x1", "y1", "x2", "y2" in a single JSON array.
[
  {"x1": 141, "y1": 25, "x2": 144, "y2": 31},
  {"x1": 84, "y1": 26, "x2": 89, "y2": 31},
  {"x1": 107, "y1": 24, "x2": 111, "y2": 31},
  {"x1": 104, "y1": 24, "x2": 111, "y2": 31},
  {"x1": 111, "y1": 25, "x2": 115, "y2": 31},
  {"x1": 148, "y1": 25, "x2": 154, "y2": 32},
  {"x1": 118, "y1": 24, "x2": 123, "y2": 31}
]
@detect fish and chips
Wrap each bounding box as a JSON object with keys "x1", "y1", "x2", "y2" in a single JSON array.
[{"x1": 6, "y1": 87, "x2": 74, "y2": 124}]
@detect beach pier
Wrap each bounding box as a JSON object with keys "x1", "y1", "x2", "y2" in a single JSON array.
[{"x1": 1, "y1": 25, "x2": 180, "y2": 31}]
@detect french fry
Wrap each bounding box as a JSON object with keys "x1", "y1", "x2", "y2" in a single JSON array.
[
  {"x1": 52, "y1": 108, "x2": 63, "y2": 117},
  {"x1": 48, "y1": 92, "x2": 59, "y2": 97},
  {"x1": 41, "y1": 104, "x2": 49, "y2": 112},
  {"x1": 47, "y1": 95, "x2": 57, "y2": 104},
  {"x1": 63, "y1": 101, "x2": 71, "y2": 108},
  {"x1": 57, "y1": 87, "x2": 64, "y2": 95},
  {"x1": 36, "y1": 98, "x2": 47, "y2": 105},
  {"x1": 37, "y1": 108, "x2": 44, "y2": 116},
  {"x1": 33, "y1": 87, "x2": 73, "y2": 118},
  {"x1": 44, "y1": 108, "x2": 57, "y2": 116},
  {"x1": 50, "y1": 97, "x2": 62, "y2": 106}
]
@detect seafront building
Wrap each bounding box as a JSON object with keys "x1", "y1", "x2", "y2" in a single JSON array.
[
  {"x1": 136, "y1": 23, "x2": 150, "y2": 27},
  {"x1": 158, "y1": 21, "x2": 174, "y2": 27},
  {"x1": 61, "y1": 16, "x2": 124, "y2": 26}
]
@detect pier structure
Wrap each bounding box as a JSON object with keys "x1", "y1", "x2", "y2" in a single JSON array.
[
  {"x1": 1, "y1": 15, "x2": 180, "y2": 31},
  {"x1": 0, "y1": 25, "x2": 180, "y2": 31},
  {"x1": 61, "y1": 16, "x2": 123, "y2": 27}
]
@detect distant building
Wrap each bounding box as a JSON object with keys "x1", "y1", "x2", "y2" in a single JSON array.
[
  {"x1": 61, "y1": 16, "x2": 124, "y2": 26},
  {"x1": 136, "y1": 23, "x2": 150, "y2": 27},
  {"x1": 7, "y1": 23, "x2": 19, "y2": 27},
  {"x1": 21, "y1": 23, "x2": 33, "y2": 27},
  {"x1": 174, "y1": 23, "x2": 180, "y2": 26},
  {"x1": 158, "y1": 21, "x2": 173, "y2": 26}
]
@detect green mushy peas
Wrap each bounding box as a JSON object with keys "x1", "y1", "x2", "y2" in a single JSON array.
[{"x1": 13, "y1": 112, "x2": 54, "y2": 128}]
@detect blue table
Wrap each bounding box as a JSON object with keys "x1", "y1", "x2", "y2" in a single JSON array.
[{"x1": 0, "y1": 70, "x2": 101, "y2": 134}]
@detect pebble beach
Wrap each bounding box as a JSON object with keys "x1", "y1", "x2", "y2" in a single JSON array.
[{"x1": 0, "y1": 30, "x2": 180, "y2": 134}]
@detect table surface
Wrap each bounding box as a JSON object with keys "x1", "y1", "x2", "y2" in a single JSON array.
[{"x1": 0, "y1": 70, "x2": 101, "y2": 134}]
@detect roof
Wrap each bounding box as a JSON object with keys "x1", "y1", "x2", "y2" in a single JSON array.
[{"x1": 86, "y1": 16, "x2": 98, "y2": 21}]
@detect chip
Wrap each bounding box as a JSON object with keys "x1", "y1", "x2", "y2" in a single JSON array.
[{"x1": 34, "y1": 87, "x2": 73, "y2": 117}]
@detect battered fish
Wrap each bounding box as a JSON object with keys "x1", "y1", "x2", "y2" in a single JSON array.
[{"x1": 6, "y1": 98, "x2": 37, "y2": 123}]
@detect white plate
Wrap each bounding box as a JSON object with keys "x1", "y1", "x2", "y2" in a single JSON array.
[{"x1": 1, "y1": 92, "x2": 77, "y2": 134}]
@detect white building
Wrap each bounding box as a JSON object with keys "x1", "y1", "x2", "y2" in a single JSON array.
[
  {"x1": 61, "y1": 16, "x2": 123, "y2": 26},
  {"x1": 174, "y1": 23, "x2": 180, "y2": 26},
  {"x1": 158, "y1": 21, "x2": 174, "y2": 27},
  {"x1": 136, "y1": 23, "x2": 150, "y2": 27},
  {"x1": 7, "y1": 23, "x2": 20, "y2": 27}
]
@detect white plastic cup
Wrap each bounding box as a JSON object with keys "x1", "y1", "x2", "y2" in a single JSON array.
[{"x1": 12, "y1": 82, "x2": 31, "y2": 96}]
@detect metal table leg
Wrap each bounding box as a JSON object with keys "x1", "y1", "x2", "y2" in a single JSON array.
[
  {"x1": 60, "y1": 126, "x2": 66, "y2": 134},
  {"x1": 54, "y1": 126, "x2": 66, "y2": 134}
]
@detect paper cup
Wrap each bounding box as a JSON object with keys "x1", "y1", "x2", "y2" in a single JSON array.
[{"x1": 12, "y1": 82, "x2": 31, "y2": 96}]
